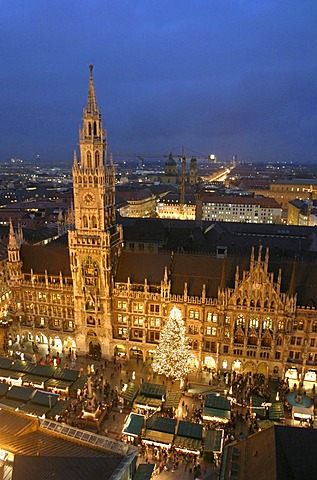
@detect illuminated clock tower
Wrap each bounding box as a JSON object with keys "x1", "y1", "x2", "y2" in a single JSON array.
[{"x1": 68, "y1": 65, "x2": 123, "y2": 359}]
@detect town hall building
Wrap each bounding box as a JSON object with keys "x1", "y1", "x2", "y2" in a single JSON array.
[{"x1": 6, "y1": 66, "x2": 317, "y2": 390}]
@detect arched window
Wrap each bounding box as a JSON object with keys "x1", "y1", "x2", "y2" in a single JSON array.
[
  {"x1": 249, "y1": 317, "x2": 259, "y2": 330},
  {"x1": 263, "y1": 317, "x2": 272, "y2": 330},
  {"x1": 95, "y1": 151, "x2": 100, "y2": 167},
  {"x1": 264, "y1": 299, "x2": 269, "y2": 308},
  {"x1": 87, "y1": 151, "x2": 92, "y2": 168},
  {"x1": 270, "y1": 301, "x2": 275, "y2": 309},
  {"x1": 243, "y1": 298, "x2": 247, "y2": 306},
  {"x1": 235, "y1": 314, "x2": 245, "y2": 329},
  {"x1": 278, "y1": 321, "x2": 284, "y2": 331},
  {"x1": 88, "y1": 123, "x2": 92, "y2": 136},
  {"x1": 83, "y1": 216, "x2": 88, "y2": 228},
  {"x1": 256, "y1": 300, "x2": 261, "y2": 308},
  {"x1": 312, "y1": 321, "x2": 317, "y2": 333},
  {"x1": 93, "y1": 121, "x2": 97, "y2": 136},
  {"x1": 276, "y1": 336, "x2": 282, "y2": 346},
  {"x1": 236, "y1": 297, "x2": 241, "y2": 306},
  {"x1": 87, "y1": 315, "x2": 95, "y2": 326},
  {"x1": 91, "y1": 216, "x2": 97, "y2": 228}
]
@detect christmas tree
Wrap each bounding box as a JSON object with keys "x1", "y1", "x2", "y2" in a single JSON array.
[{"x1": 152, "y1": 306, "x2": 192, "y2": 381}]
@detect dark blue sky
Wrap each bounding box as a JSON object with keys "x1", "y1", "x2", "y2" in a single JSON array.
[{"x1": 1, "y1": 1, "x2": 317, "y2": 164}]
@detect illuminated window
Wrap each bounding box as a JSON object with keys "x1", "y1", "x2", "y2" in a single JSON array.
[
  {"x1": 118, "y1": 327, "x2": 127, "y2": 337},
  {"x1": 133, "y1": 317, "x2": 144, "y2": 326},
  {"x1": 117, "y1": 301, "x2": 127, "y2": 310},
  {"x1": 118, "y1": 314, "x2": 127, "y2": 324},
  {"x1": 207, "y1": 312, "x2": 217, "y2": 322},
  {"x1": 249, "y1": 317, "x2": 259, "y2": 329},
  {"x1": 133, "y1": 302, "x2": 144, "y2": 313},
  {"x1": 263, "y1": 317, "x2": 272, "y2": 330},
  {"x1": 206, "y1": 326, "x2": 217, "y2": 336}
]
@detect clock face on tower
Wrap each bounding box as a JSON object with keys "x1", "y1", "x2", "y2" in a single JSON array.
[{"x1": 83, "y1": 191, "x2": 95, "y2": 206}]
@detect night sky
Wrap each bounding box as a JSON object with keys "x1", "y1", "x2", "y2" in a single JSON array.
[{"x1": 1, "y1": 1, "x2": 317, "y2": 164}]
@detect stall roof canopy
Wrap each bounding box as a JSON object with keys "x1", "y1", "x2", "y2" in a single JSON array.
[
  {"x1": 268, "y1": 402, "x2": 285, "y2": 421},
  {"x1": 0, "y1": 398, "x2": 24, "y2": 410},
  {"x1": 11, "y1": 360, "x2": 34, "y2": 373},
  {"x1": 31, "y1": 390, "x2": 59, "y2": 407},
  {"x1": 22, "y1": 374, "x2": 49, "y2": 386},
  {"x1": 177, "y1": 421, "x2": 203, "y2": 440},
  {"x1": 141, "y1": 382, "x2": 166, "y2": 399},
  {"x1": 165, "y1": 391, "x2": 182, "y2": 409},
  {"x1": 20, "y1": 403, "x2": 49, "y2": 417},
  {"x1": 0, "y1": 368, "x2": 25, "y2": 380},
  {"x1": 0, "y1": 382, "x2": 9, "y2": 397},
  {"x1": 47, "y1": 399, "x2": 71, "y2": 418},
  {"x1": 70, "y1": 375, "x2": 88, "y2": 393},
  {"x1": 121, "y1": 382, "x2": 139, "y2": 403},
  {"x1": 142, "y1": 429, "x2": 174, "y2": 446},
  {"x1": 54, "y1": 367, "x2": 79, "y2": 382},
  {"x1": 31, "y1": 364, "x2": 56, "y2": 378},
  {"x1": 134, "y1": 463, "x2": 155, "y2": 480},
  {"x1": 204, "y1": 429, "x2": 224, "y2": 454},
  {"x1": 134, "y1": 396, "x2": 162, "y2": 409},
  {"x1": 46, "y1": 378, "x2": 72, "y2": 391},
  {"x1": 173, "y1": 436, "x2": 202, "y2": 453},
  {"x1": 204, "y1": 394, "x2": 230, "y2": 411},
  {"x1": 202, "y1": 407, "x2": 231, "y2": 421},
  {"x1": 7, "y1": 385, "x2": 35, "y2": 401},
  {"x1": 0, "y1": 357, "x2": 13, "y2": 369},
  {"x1": 146, "y1": 415, "x2": 177, "y2": 434},
  {"x1": 251, "y1": 395, "x2": 267, "y2": 419},
  {"x1": 122, "y1": 413, "x2": 144, "y2": 437}
]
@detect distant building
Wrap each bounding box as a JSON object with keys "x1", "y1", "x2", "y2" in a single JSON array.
[
  {"x1": 288, "y1": 198, "x2": 317, "y2": 226},
  {"x1": 156, "y1": 193, "x2": 196, "y2": 220},
  {"x1": 116, "y1": 186, "x2": 156, "y2": 218},
  {"x1": 250, "y1": 179, "x2": 317, "y2": 211},
  {"x1": 199, "y1": 195, "x2": 282, "y2": 224}
]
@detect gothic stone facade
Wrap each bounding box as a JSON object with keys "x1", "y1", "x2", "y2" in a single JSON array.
[{"x1": 6, "y1": 67, "x2": 317, "y2": 386}]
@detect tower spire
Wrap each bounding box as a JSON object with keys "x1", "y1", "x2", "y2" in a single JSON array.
[
  {"x1": 8, "y1": 218, "x2": 18, "y2": 249},
  {"x1": 86, "y1": 64, "x2": 99, "y2": 115}
]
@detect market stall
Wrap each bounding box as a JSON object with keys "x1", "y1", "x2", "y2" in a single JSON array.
[
  {"x1": 142, "y1": 415, "x2": 176, "y2": 449},
  {"x1": 121, "y1": 383, "x2": 139, "y2": 408},
  {"x1": 173, "y1": 421, "x2": 203, "y2": 455},
  {"x1": 268, "y1": 402, "x2": 284, "y2": 422},
  {"x1": 134, "y1": 463, "x2": 156, "y2": 480},
  {"x1": 202, "y1": 394, "x2": 231, "y2": 423},
  {"x1": 134, "y1": 382, "x2": 166, "y2": 413},
  {"x1": 204, "y1": 428, "x2": 224, "y2": 457},
  {"x1": 122, "y1": 413, "x2": 145, "y2": 444},
  {"x1": 46, "y1": 399, "x2": 71, "y2": 421},
  {"x1": 250, "y1": 395, "x2": 268, "y2": 420}
]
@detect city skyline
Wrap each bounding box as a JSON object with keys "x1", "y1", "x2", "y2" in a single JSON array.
[{"x1": 1, "y1": 1, "x2": 317, "y2": 164}]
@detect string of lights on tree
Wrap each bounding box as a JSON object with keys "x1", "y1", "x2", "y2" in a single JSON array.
[{"x1": 152, "y1": 306, "x2": 192, "y2": 382}]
